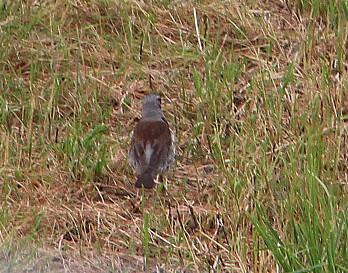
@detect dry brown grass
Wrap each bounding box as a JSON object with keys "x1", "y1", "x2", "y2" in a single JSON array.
[{"x1": 0, "y1": 0, "x2": 347, "y2": 272}]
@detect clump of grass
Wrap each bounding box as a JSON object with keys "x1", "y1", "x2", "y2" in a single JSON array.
[{"x1": 59, "y1": 123, "x2": 109, "y2": 181}]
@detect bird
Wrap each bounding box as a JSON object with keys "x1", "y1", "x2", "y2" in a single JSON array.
[{"x1": 128, "y1": 94, "x2": 175, "y2": 189}]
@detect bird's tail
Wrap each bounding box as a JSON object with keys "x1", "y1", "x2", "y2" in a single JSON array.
[{"x1": 135, "y1": 171, "x2": 155, "y2": 189}]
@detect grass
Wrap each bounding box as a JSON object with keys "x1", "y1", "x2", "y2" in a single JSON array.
[{"x1": 0, "y1": 0, "x2": 347, "y2": 272}]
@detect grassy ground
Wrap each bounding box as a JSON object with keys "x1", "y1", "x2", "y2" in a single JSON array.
[{"x1": 0, "y1": 0, "x2": 347, "y2": 272}]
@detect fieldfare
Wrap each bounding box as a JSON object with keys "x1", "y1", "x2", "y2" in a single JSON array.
[{"x1": 128, "y1": 94, "x2": 175, "y2": 189}]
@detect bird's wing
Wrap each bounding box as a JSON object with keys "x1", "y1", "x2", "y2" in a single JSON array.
[{"x1": 132, "y1": 119, "x2": 172, "y2": 174}]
